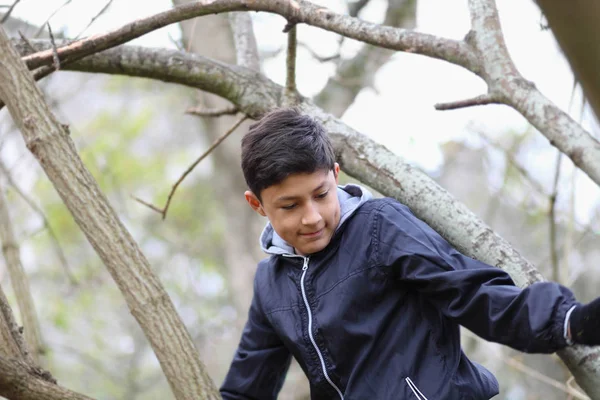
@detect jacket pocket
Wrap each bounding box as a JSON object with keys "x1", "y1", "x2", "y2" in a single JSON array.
[{"x1": 405, "y1": 377, "x2": 430, "y2": 400}]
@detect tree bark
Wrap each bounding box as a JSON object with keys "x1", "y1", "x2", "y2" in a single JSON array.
[
  {"x1": 0, "y1": 356, "x2": 94, "y2": 400},
  {"x1": 0, "y1": 26, "x2": 219, "y2": 400}
]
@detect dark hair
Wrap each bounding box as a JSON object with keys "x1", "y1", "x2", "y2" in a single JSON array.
[{"x1": 241, "y1": 108, "x2": 336, "y2": 199}]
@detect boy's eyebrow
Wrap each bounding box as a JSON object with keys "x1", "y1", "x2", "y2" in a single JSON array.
[{"x1": 275, "y1": 182, "x2": 327, "y2": 202}]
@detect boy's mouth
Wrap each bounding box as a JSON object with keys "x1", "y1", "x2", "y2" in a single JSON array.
[{"x1": 300, "y1": 228, "x2": 324, "y2": 238}]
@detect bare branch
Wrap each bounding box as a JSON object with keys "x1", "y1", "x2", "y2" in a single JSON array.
[
  {"x1": 22, "y1": 0, "x2": 475, "y2": 73},
  {"x1": 186, "y1": 105, "x2": 239, "y2": 117},
  {"x1": 0, "y1": 356, "x2": 95, "y2": 400},
  {"x1": 285, "y1": 25, "x2": 297, "y2": 96},
  {"x1": 476, "y1": 132, "x2": 548, "y2": 197},
  {"x1": 0, "y1": 0, "x2": 21, "y2": 24},
  {"x1": 298, "y1": 41, "x2": 339, "y2": 62},
  {"x1": 0, "y1": 183, "x2": 45, "y2": 360},
  {"x1": 74, "y1": 0, "x2": 114, "y2": 40},
  {"x1": 0, "y1": 160, "x2": 77, "y2": 285},
  {"x1": 0, "y1": 282, "x2": 29, "y2": 361},
  {"x1": 466, "y1": 0, "x2": 600, "y2": 193},
  {"x1": 18, "y1": 31, "x2": 36, "y2": 53},
  {"x1": 549, "y1": 152, "x2": 562, "y2": 282},
  {"x1": 435, "y1": 94, "x2": 499, "y2": 110},
  {"x1": 34, "y1": 0, "x2": 73, "y2": 38},
  {"x1": 135, "y1": 115, "x2": 247, "y2": 219},
  {"x1": 228, "y1": 12, "x2": 260, "y2": 71},
  {"x1": 47, "y1": 24, "x2": 60, "y2": 70}
]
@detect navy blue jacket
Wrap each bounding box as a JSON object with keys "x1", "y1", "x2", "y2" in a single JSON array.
[{"x1": 221, "y1": 195, "x2": 577, "y2": 399}]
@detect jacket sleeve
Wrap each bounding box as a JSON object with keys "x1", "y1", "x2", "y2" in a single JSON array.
[
  {"x1": 375, "y1": 201, "x2": 578, "y2": 353},
  {"x1": 220, "y1": 271, "x2": 292, "y2": 400}
]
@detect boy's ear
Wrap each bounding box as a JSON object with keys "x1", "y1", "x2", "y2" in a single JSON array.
[
  {"x1": 334, "y1": 163, "x2": 340, "y2": 184},
  {"x1": 244, "y1": 191, "x2": 267, "y2": 216}
]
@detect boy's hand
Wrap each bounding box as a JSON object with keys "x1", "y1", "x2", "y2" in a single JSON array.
[{"x1": 570, "y1": 298, "x2": 600, "y2": 345}]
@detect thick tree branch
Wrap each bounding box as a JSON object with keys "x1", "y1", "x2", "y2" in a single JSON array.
[
  {"x1": 227, "y1": 12, "x2": 260, "y2": 71},
  {"x1": 0, "y1": 28, "x2": 219, "y2": 400},
  {"x1": 466, "y1": 0, "x2": 600, "y2": 191},
  {"x1": 22, "y1": 0, "x2": 475, "y2": 73},
  {"x1": 0, "y1": 183, "x2": 45, "y2": 361},
  {"x1": 0, "y1": 356, "x2": 94, "y2": 400}
]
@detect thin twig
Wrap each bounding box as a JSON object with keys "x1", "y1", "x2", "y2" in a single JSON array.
[
  {"x1": 435, "y1": 94, "x2": 498, "y2": 110},
  {"x1": 0, "y1": 161, "x2": 77, "y2": 286},
  {"x1": 135, "y1": 115, "x2": 248, "y2": 220},
  {"x1": 285, "y1": 24, "x2": 297, "y2": 96},
  {"x1": 18, "y1": 31, "x2": 36, "y2": 54},
  {"x1": 47, "y1": 24, "x2": 60, "y2": 70},
  {"x1": 186, "y1": 17, "x2": 198, "y2": 53},
  {"x1": 74, "y1": 0, "x2": 114, "y2": 40},
  {"x1": 549, "y1": 151, "x2": 562, "y2": 282},
  {"x1": 476, "y1": 132, "x2": 548, "y2": 196},
  {"x1": 34, "y1": 0, "x2": 73, "y2": 38},
  {"x1": 186, "y1": 106, "x2": 239, "y2": 117},
  {"x1": 298, "y1": 41, "x2": 339, "y2": 62},
  {"x1": 0, "y1": 0, "x2": 21, "y2": 24}
]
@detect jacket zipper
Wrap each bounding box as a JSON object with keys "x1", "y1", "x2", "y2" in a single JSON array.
[
  {"x1": 405, "y1": 377, "x2": 429, "y2": 400},
  {"x1": 299, "y1": 256, "x2": 344, "y2": 400}
]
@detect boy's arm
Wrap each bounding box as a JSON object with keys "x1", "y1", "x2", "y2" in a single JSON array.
[
  {"x1": 376, "y1": 201, "x2": 599, "y2": 352},
  {"x1": 220, "y1": 275, "x2": 292, "y2": 399}
]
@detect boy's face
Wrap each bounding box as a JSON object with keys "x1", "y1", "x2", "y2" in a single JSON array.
[{"x1": 245, "y1": 164, "x2": 341, "y2": 256}]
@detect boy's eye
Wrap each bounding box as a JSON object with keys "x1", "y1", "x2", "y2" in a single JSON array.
[
  {"x1": 281, "y1": 204, "x2": 297, "y2": 210},
  {"x1": 316, "y1": 191, "x2": 329, "y2": 199}
]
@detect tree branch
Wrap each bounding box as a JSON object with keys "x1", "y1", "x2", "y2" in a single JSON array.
[
  {"x1": 0, "y1": 356, "x2": 94, "y2": 400},
  {"x1": 227, "y1": 12, "x2": 260, "y2": 71},
  {"x1": 74, "y1": 0, "x2": 114, "y2": 40},
  {"x1": 549, "y1": 152, "x2": 562, "y2": 282},
  {"x1": 134, "y1": 115, "x2": 247, "y2": 220},
  {"x1": 0, "y1": 159, "x2": 77, "y2": 286},
  {"x1": 466, "y1": 0, "x2": 600, "y2": 193},
  {"x1": 21, "y1": 0, "x2": 475, "y2": 73},
  {"x1": 0, "y1": 183, "x2": 45, "y2": 361},
  {"x1": 0, "y1": 27, "x2": 219, "y2": 400},
  {"x1": 0, "y1": 0, "x2": 21, "y2": 24},
  {"x1": 434, "y1": 93, "x2": 499, "y2": 110},
  {"x1": 285, "y1": 25, "x2": 297, "y2": 97}
]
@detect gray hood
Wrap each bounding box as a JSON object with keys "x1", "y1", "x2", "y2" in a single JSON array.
[{"x1": 260, "y1": 184, "x2": 373, "y2": 256}]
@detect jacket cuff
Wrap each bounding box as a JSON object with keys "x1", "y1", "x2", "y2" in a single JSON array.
[{"x1": 563, "y1": 305, "x2": 578, "y2": 346}]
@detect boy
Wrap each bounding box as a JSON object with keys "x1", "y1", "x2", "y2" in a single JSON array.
[{"x1": 220, "y1": 108, "x2": 600, "y2": 399}]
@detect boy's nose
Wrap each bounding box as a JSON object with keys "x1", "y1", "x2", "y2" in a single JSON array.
[{"x1": 301, "y1": 204, "x2": 322, "y2": 226}]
